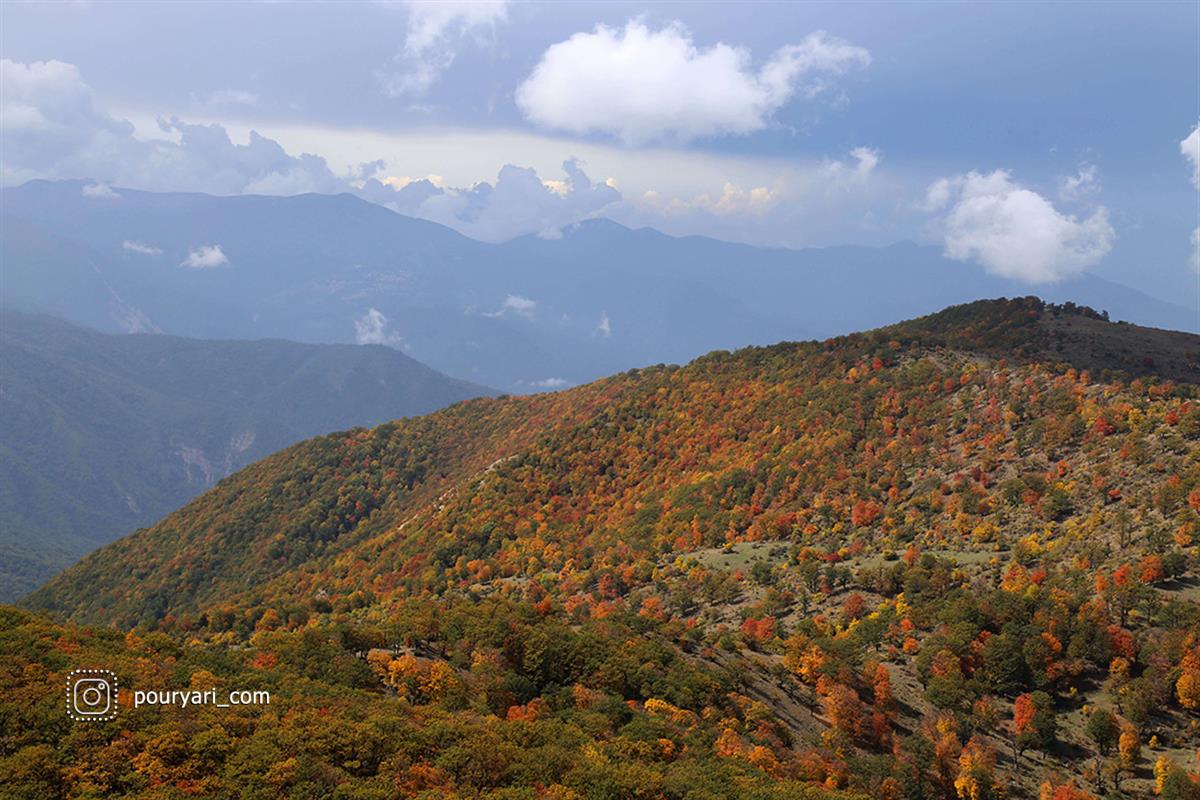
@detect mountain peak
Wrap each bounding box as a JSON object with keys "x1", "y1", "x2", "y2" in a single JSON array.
[{"x1": 882, "y1": 297, "x2": 1200, "y2": 382}]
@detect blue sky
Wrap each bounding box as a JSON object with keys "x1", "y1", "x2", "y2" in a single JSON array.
[{"x1": 2, "y1": 1, "x2": 1197, "y2": 306}]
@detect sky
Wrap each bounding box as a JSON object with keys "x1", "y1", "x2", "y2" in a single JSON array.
[{"x1": 2, "y1": 0, "x2": 1198, "y2": 306}]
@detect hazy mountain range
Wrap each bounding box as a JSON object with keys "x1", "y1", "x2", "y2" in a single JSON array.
[
  {"x1": 0, "y1": 311, "x2": 488, "y2": 601},
  {"x1": 4, "y1": 180, "x2": 1195, "y2": 393}
]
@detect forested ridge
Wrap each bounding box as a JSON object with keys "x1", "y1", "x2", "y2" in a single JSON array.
[{"x1": 7, "y1": 298, "x2": 1200, "y2": 799}]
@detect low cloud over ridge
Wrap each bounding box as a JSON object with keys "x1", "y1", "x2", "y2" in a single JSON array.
[
  {"x1": 925, "y1": 169, "x2": 1115, "y2": 283},
  {"x1": 365, "y1": 159, "x2": 620, "y2": 242},
  {"x1": 354, "y1": 308, "x2": 405, "y2": 348}
]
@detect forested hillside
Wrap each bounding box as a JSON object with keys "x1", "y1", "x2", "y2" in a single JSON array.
[
  {"x1": 0, "y1": 312, "x2": 488, "y2": 600},
  {"x1": 10, "y1": 299, "x2": 1200, "y2": 799}
]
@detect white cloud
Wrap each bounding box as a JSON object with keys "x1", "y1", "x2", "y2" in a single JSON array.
[
  {"x1": 2, "y1": 59, "x2": 898, "y2": 251},
  {"x1": 378, "y1": 0, "x2": 508, "y2": 96},
  {"x1": 594, "y1": 312, "x2": 611, "y2": 338},
  {"x1": 376, "y1": 158, "x2": 620, "y2": 242},
  {"x1": 122, "y1": 240, "x2": 162, "y2": 255},
  {"x1": 526, "y1": 377, "x2": 568, "y2": 389},
  {"x1": 180, "y1": 244, "x2": 229, "y2": 268},
  {"x1": 0, "y1": 59, "x2": 125, "y2": 148},
  {"x1": 1058, "y1": 163, "x2": 1100, "y2": 202},
  {"x1": 633, "y1": 146, "x2": 877, "y2": 231},
  {"x1": 0, "y1": 59, "x2": 345, "y2": 195},
  {"x1": 206, "y1": 89, "x2": 258, "y2": 107},
  {"x1": 922, "y1": 177, "x2": 954, "y2": 214},
  {"x1": 516, "y1": 23, "x2": 869, "y2": 144},
  {"x1": 1191, "y1": 227, "x2": 1199, "y2": 274},
  {"x1": 1180, "y1": 126, "x2": 1199, "y2": 274},
  {"x1": 354, "y1": 307, "x2": 405, "y2": 348},
  {"x1": 0, "y1": 62, "x2": 620, "y2": 244},
  {"x1": 81, "y1": 182, "x2": 119, "y2": 198},
  {"x1": 821, "y1": 146, "x2": 879, "y2": 188},
  {"x1": 641, "y1": 182, "x2": 781, "y2": 218},
  {"x1": 483, "y1": 294, "x2": 537, "y2": 319},
  {"x1": 926, "y1": 169, "x2": 1115, "y2": 283},
  {"x1": 1182, "y1": 124, "x2": 1200, "y2": 189}
]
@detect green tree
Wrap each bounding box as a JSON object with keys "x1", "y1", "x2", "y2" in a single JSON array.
[{"x1": 1085, "y1": 707, "x2": 1118, "y2": 755}]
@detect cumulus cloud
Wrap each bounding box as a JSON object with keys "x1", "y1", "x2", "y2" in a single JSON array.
[
  {"x1": 0, "y1": 59, "x2": 131, "y2": 186},
  {"x1": 483, "y1": 294, "x2": 537, "y2": 319},
  {"x1": 378, "y1": 0, "x2": 508, "y2": 96},
  {"x1": 925, "y1": 169, "x2": 1114, "y2": 283},
  {"x1": 180, "y1": 245, "x2": 229, "y2": 269},
  {"x1": 357, "y1": 174, "x2": 445, "y2": 209},
  {"x1": 82, "y1": 182, "x2": 119, "y2": 198},
  {"x1": 0, "y1": 58, "x2": 345, "y2": 195},
  {"x1": 1182, "y1": 125, "x2": 1200, "y2": 189},
  {"x1": 516, "y1": 23, "x2": 869, "y2": 144},
  {"x1": 373, "y1": 159, "x2": 620, "y2": 242},
  {"x1": 354, "y1": 308, "x2": 405, "y2": 348},
  {"x1": 122, "y1": 240, "x2": 163, "y2": 255}
]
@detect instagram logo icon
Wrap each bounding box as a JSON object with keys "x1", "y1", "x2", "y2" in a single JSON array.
[{"x1": 67, "y1": 669, "x2": 118, "y2": 721}]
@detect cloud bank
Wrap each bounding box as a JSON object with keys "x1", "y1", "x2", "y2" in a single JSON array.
[
  {"x1": 925, "y1": 170, "x2": 1114, "y2": 283},
  {"x1": 0, "y1": 59, "x2": 621, "y2": 242},
  {"x1": 516, "y1": 23, "x2": 869, "y2": 144},
  {"x1": 1, "y1": 59, "x2": 343, "y2": 196},
  {"x1": 367, "y1": 159, "x2": 620, "y2": 242}
]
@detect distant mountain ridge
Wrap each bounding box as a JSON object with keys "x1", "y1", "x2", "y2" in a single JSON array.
[
  {"x1": 3, "y1": 180, "x2": 1194, "y2": 393},
  {"x1": 0, "y1": 311, "x2": 490, "y2": 600}
]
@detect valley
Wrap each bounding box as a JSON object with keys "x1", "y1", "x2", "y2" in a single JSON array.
[{"x1": 0, "y1": 312, "x2": 489, "y2": 600}]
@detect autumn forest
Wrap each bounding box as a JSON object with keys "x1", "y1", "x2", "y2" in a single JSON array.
[{"x1": 1, "y1": 299, "x2": 1198, "y2": 800}]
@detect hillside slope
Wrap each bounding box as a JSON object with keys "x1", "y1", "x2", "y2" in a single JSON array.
[
  {"x1": 0, "y1": 312, "x2": 489, "y2": 600},
  {"x1": 18, "y1": 299, "x2": 1200, "y2": 798},
  {"x1": 27, "y1": 298, "x2": 1199, "y2": 625}
]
